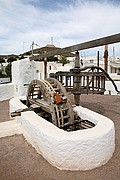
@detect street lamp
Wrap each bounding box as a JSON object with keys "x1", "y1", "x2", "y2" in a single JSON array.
[{"x1": 30, "y1": 41, "x2": 40, "y2": 56}]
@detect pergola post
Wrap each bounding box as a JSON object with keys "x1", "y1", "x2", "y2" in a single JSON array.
[
  {"x1": 75, "y1": 51, "x2": 80, "y2": 68},
  {"x1": 104, "y1": 45, "x2": 108, "y2": 73},
  {"x1": 73, "y1": 51, "x2": 81, "y2": 106},
  {"x1": 44, "y1": 51, "x2": 47, "y2": 79}
]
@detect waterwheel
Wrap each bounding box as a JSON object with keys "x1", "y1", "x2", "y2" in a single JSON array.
[{"x1": 26, "y1": 78, "x2": 75, "y2": 130}]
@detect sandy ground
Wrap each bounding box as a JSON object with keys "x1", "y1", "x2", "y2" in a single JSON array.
[{"x1": 0, "y1": 94, "x2": 120, "y2": 180}]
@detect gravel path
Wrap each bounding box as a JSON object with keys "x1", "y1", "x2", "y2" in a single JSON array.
[{"x1": 0, "y1": 94, "x2": 120, "y2": 180}]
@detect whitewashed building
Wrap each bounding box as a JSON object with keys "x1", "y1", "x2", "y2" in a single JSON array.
[{"x1": 35, "y1": 60, "x2": 74, "y2": 80}]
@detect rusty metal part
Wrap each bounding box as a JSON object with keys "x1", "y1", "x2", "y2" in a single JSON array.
[{"x1": 53, "y1": 92, "x2": 63, "y2": 105}]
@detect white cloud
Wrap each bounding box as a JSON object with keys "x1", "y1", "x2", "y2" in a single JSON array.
[{"x1": 0, "y1": 0, "x2": 120, "y2": 55}]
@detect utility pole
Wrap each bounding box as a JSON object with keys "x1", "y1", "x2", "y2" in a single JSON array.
[
  {"x1": 97, "y1": 51, "x2": 99, "y2": 68},
  {"x1": 113, "y1": 46, "x2": 115, "y2": 61},
  {"x1": 51, "y1": 36, "x2": 54, "y2": 44}
]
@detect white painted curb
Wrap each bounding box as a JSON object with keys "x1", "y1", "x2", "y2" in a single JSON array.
[
  {"x1": 0, "y1": 119, "x2": 22, "y2": 138},
  {"x1": 0, "y1": 97, "x2": 115, "y2": 171},
  {"x1": 0, "y1": 83, "x2": 14, "y2": 101},
  {"x1": 9, "y1": 96, "x2": 27, "y2": 113}
]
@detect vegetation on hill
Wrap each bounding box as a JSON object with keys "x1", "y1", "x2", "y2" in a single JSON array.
[{"x1": 5, "y1": 63, "x2": 12, "y2": 79}]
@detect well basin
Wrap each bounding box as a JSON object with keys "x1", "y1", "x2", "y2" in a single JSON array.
[{"x1": 0, "y1": 96, "x2": 115, "y2": 171}]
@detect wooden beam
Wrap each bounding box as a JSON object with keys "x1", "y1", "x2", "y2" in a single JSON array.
[
  {"x1": 104, "y1": 45, "x2": 108, "y2": 73},
  {"x1": 30, "y1": 33, "x2": 120, "y2": 60}
]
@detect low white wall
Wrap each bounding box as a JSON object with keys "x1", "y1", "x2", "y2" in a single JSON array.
[
  {"x1": 0, "y1": 97, "x2": 115, "y2": 171},
  {"x1": 9, "y1": 96, "x2": 27, "y2": 113},
  {"x1": 0, "y1": 119, "x2": 22, "y2": 138},
  {"x1": 0, "y1": 78, "x2": 10, "y2": 84},
  {"x1": 105, "y1": 81, "x2": 120, "y2": 95},
  {"x1": 21, "y1": 108, "x2": 115, "y2": 171},
  {"x1": 0, "y1": 83, "x2": 14, "y2": 101}
]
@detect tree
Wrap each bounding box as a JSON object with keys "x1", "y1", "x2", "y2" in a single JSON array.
[
  {"x1": 19, "y1": 55, "x2": 25, "y2": 59},
  {"x1": 58, "y1": 56, "x2": 69, "y2": 66},
  {"x1": 5, "y1": 63, "x2": 12, "y2": 80},
  {"x1": 7, "y1": 57, "x2": 17, "y2": 62},
  {"x1": 48, "y1": 56, "x2": 58, "y2": 62},
  {"x1": 25, "y1": 51, "x2": 31, "y2": 55},
  {"x1": 0, "y1": 58, "x2": 5, "y2": 63}
]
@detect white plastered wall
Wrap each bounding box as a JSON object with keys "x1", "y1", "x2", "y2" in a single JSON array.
[
  {"x1": 12, "y1": 58, "x2": 36, "y2": 97},
  {"x1": 105, "y1": 80, "x2": 120, "y2": 95}
]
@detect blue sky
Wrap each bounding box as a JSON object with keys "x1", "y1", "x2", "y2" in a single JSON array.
[{"x1": 0, "y1": 0, "x2": 120, "y2": 56}]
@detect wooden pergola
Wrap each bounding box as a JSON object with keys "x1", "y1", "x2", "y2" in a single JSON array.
[
  {"x1": 29, "y1": 44, "x2": 75, "y2": 79},
  {"x1": 29, "y1": 33, "x2": 120, "y2": 79},
  {"x1": 30, "y1": 33, "x2": 120, "y2": 60}
]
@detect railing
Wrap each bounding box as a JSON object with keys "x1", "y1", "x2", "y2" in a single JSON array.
[{"x1": 50, "y1": 66, "x2": 106, "y2": 95}]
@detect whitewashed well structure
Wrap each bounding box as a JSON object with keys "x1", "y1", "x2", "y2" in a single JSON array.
[
  {"x1": 0, "y1": 96, "x2": 115, "y2": 171},
  {"x1": 0, "y1": 57, "x2": 116, "y2": 171}
]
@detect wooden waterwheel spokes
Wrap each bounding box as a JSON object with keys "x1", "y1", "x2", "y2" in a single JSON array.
[{"x1": 26, "y1": 78, "x2": 74, "y2": 129}]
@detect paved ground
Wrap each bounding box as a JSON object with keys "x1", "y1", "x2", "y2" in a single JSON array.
[{"x1": 0, "y1": 94, "x2": 120, "y2": 180}]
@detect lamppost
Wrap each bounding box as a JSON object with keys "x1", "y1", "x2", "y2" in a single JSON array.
[{"x1": 30, "y1": 41, "x2": 40, "y2": 56}]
